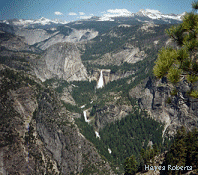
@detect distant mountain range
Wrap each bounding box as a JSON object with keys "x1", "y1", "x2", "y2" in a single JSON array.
[{"x1": 0, "y1": 9, "x2": 185, "y2": 28}]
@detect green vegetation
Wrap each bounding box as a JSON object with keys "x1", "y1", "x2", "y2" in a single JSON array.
[
  {"x1": 44, "y1": 78, "x2": 69, "y2": 93},
  {"x1": 153, "y1": 1, "x2": 198, "y2": 99},
  {"x1": 124, "y1": 155, "x2": 138, "y2": 175},
  {"x1": 161, "y1": 126, "x2": 198, "y2": 175},
  {"x1": 61, "y1": 101, "x2": 82, "y2": 113},
  {"x1": 124, "y1": 143, "x2": 161, "y2": 174},
  {"x1": 75, "y1": 107, "x2": 164, "y2": 174},
  {"x1": 124, "y1": 126, "x2": 198, "y2": 175},
  {"x1": 71, "y1": 80, "x2": 97, "y2": 106},
  {"x1": 0, "y1": 54, "x2": 31, "y2": 71},
  {"x1": 81, "y1": 24, "x2": 170, "y2": 62}
]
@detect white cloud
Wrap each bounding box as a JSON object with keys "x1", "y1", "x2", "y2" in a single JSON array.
[
  {"x1": 68, "y1": 12, "x2": 77, "y2": 16},
  {"x1": 54, "y1": 11, "x2": 63, "y2": 15},
  {"x1": 79, "y1": 12, "x2": 85, "y2": 15},
  {"x1": 99, "y1": 9, "x2": 132, "y2": 21}
]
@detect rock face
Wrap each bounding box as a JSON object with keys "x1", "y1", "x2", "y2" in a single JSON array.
[
  {"x1": 15, "y1": 28, "x2": 57, "y2": 45},
  {"x1": 15, "y1": 27, "x2": 98, "y2": 50},
  {"x1": 0, "y1": 64, "x2": 115, "y2": 175},
  {"x1": 85, "y1": 90, "x2": 133, "y2": 130},
  {"x1": 33, "y1": 42, "x2": 88, "y2": 82},
  {"x1": 129, "y1": 77, "x2": 198, "y2": 136},
  {"x1": 0, "y1": 30, "x2": 37, "y2": 52},
  {"x1": 94, "y1": 104, "x2": 133, "y2": 130},
  {"x1": 36, "y1": 29, "x2": 98, "y2": 50},
  {"x1": 35, "y1": 91, "x2": 114, "y2": 175},
  {"x1": 93, "y1": 46, "x2": 146, "y2": 66}
]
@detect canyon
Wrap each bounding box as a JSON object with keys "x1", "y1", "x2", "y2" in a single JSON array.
[{"x1": 0, "y1": 11, "x2": 197, "y2": 174}]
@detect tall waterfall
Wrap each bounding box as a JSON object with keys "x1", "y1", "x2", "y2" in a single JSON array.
[{"x1": 96, "y1": 70, "x2": 104, "y2": 89}]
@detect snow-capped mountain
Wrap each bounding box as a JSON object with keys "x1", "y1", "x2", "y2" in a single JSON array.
[
  {"x1": 0, "y1": 9, "x2": 185, "y2": 28},
  {"x1": 136, "y1": 9, "x2": 185, "y2": 21},
  {"x1": 0, "y1": 17, "x2": 68, "y2": 28},
  {"x1": 95, "y1": 8, "x2": 185, "y2": 22}
]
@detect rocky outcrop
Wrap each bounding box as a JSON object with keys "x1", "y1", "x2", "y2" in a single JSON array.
[
  {"x1": 15, "y1": 27, "x2": 98, "y2": 50},
  {"x1": 33, "y1": 42, "x2": 88, "y2": 82},
  {"x1": 15, "y1": 28, "x2": 58, "y2": 45},
  {"x1": 94, "y1": 104, "x2": 133, "y2": 130},
  {"x1": 92, "y1": 46, "x2": 146, "y2": 66},
  {"x1": 85, "y1": 91, "x2": 133, "y2": 130},
  {"x1": 0, "y1": 64, "x2": 115, "y2": 174},
  {"x1": 36, "y1": 29, "x2": 98, "y2": 50},
  {"x1": 35, "y1": 91, "x2": 114, "y2": 175},
  {"x1": 129, "y1": 77, "x2": 198, "y2": 136},
  {"x1": 60, "y1": 86, "x2": 76, "y2": 105}
]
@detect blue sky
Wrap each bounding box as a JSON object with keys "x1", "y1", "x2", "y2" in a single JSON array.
[{"x1": 0, "y1": 0, "x2": 194, "y2": 21}]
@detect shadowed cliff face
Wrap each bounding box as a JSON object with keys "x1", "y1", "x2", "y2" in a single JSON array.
[
  {"x1": 0, "y1": 64, "x2": 115, "y2": 175},
  {"x1": 129, "y1": 77, "x2": 198, "y2": 136},
  {"x1": 33, "y1": 42, "x2": 88, "y2": 82}
]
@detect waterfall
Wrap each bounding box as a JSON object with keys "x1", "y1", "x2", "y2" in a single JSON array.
[
  {"x1": 95, "y1": 131, "x2": 100, "y2": 139},
  {"x1": 96, "y1": 70, "x2": 104, "y2": 89},
  {"x1": 108, "y1": 148, "x2": 112, "y2": 154},
  {"x1": 83, "y1": 110, "x2": 90, "y2": 123}
]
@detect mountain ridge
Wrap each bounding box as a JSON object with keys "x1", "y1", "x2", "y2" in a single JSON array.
[{"x1": 0, "y1": 9, "x2": 185, "y2": 28}]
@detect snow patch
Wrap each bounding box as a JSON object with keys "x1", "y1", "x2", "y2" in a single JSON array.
[
  {"x1": 118, "y1": 24, "x2": 131, "y2": 27},
  {"x1": 3, "y1": 17, "x2": 68, "y2": 27},
  {"x1": 137, "y1": 9, "x2": 184, "y2": 21},
  {"x1": 98, "y1": 9, "x2": 133, "y2": 21}
]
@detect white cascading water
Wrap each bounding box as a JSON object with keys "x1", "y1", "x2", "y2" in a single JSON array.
[
  {"x1": 83, "y1": 110, "x2": 90, "y2": 123},
  {"x1": 96, "y1": 70, "x2": 104, "y2": 89},
  {"x1": 108, "y1": 148, "x2": 112, "y2": 154},
  {"x1": 95, "y1": 131, "x2": 100, "y2": 139}
]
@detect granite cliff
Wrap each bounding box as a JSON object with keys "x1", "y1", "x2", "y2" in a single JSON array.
[
  {"x1": 0, "y1": 64, "x2": 115, "y2": 174},
  {"x1": 129, "y1": 77, "x2": 198, "y2": 137},
  {"x1": 33, "y1": 42, "x2": 88, "y2": 82}
]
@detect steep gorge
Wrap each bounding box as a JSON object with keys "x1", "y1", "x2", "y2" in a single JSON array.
[{"x1": 0, "y1": 64, "x2": 115, "y2": 175}]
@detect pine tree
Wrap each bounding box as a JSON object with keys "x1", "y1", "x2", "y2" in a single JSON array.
[
  {"x1": 164, "y1": 127, "x2": 187, "y2": 175},
  {"x1": 124, "y1": 155, "x2": 138, "y2": 175},
  {"x1": 153, "y1": 1, "x2": 198, "y2": 100}
]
